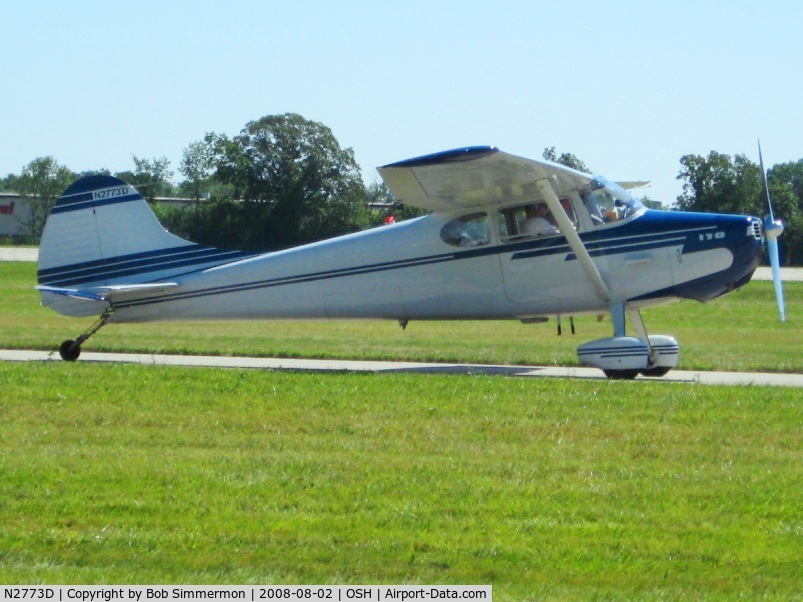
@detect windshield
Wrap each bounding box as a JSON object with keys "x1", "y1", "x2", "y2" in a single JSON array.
[{"x1": 581, "y1": 177, "x2": 644, "y2": 225}]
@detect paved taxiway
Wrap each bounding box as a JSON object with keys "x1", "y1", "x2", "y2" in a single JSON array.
[
  {"x1": 2, "y1": 349, "x2": 802, "y2": 387},
  {"x1": 0, "y1": 247, "x2": 39, "y2": 262}
]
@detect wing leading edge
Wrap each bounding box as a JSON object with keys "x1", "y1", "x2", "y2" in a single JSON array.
[{"x1": 377, "y1": 146, "x2": 594, "y2": 213}]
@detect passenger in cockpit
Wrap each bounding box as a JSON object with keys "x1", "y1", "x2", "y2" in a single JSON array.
[{"x1": 523, "y1": 203, "x2": 558, "y2": 236}]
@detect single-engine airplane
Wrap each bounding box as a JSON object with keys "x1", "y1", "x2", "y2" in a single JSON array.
[{"x1": 36, "y1": 146, "x2": 782, "y2": 378}]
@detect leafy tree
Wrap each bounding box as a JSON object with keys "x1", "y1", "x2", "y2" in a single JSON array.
[
  {"x1": 765, "y1": 160, "x2": 803, "y2": 265},
  {"x1": 676, "y1": 152, "x2": 761, "y2": 215},
  {"x1": 207, "y1": 113, "x2": 368, "y2": 251},
  {"x1": 117, "y1": 156, "x2": 175, "y2": 201},
  {"x1": 76, "y1": 168, "x2": 112, "y2": 178},
  {"x1": 1, "y1": 173, "x2": 19, "y2": 192},
  {"x1": 13, "y1": 157, "x2": 74, "y2": 243},
  {"x1": 179, "y1": 137, "x2": 216, "y2": 201},
  {"x1": 543, "y1": 147, "x2": 590, "y2": 173},
  {"x1": 151, "y1": 198, "x2": 246, "y2": 250},
  {"x1": 676, "y1": 151, "x2": 803, "y2": 265},
  {"x1": 364, "y1": 180, "x2": 427, "y2": 226}
]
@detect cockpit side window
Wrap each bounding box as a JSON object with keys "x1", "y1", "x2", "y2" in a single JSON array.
[
  {"x1": 558, "y1": 197, "x2": 577, "y2": 225},
  {"x1": 581, "y1": 178, "x2": 644, "y2": 226},
  {"x1": 440, "y1": 212, "x2": 491, "y2": 247},
  {"x1": 497, "y1": 198, "x2": 577, "y2": 242}
]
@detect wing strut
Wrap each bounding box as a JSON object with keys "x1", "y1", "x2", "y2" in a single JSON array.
[{"x1": 535, "y1": 178, "x2": 612, "y2": 304}]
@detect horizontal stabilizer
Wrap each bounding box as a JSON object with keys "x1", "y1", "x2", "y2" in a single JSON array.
[
  {"x1": 37, "y1": 282, "x2": 178, "y2": 317},
  {"x1": 35, "y1": 286, "x2": 108, "y2": 303},
  {"x1": 96, "y1": 282, "x2": 179, "y2": 296},
  {"x1": 37, "y1": 282, "x2": 178, "y2": 301}
]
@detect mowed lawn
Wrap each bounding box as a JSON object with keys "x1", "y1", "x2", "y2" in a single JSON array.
[
  {"x1": 1, "y1": 261, "x2": 801, "y2": 373},
  {"x1": 0, "y1": 362, "x2": 800, "y2": 600},
  {"x1": 1, "y1": 260, "x2": 801, "y2": 598}
]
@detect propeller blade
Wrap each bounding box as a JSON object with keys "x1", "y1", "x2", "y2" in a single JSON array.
[
  {"x1": 758, "y1": 141, "x2": 786, "y2": 322},
  {"x1": 758, "y1": 141, "x2": 774, "y2": 221},
  {"x1": 767, "y1": 236, "x2": 786, "y2": 322}
]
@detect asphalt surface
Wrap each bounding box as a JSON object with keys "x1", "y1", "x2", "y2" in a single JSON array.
[
  {"x1": 2, "y1": 349, "x2": 802, "y2": 387},
  {"x1": 753, "y1": 266, "x2": 803, "y2": 281},
  {"x1": 0, "y1": 247, "x2": 38, "y2": 262}
]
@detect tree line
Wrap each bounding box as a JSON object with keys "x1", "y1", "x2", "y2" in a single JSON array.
[
  {"x1": 2, "y1": 112, "x2": 801, "y2": 264},
  {"x1": 2, "y1": 114, "x2": 408, "y2": 251}
]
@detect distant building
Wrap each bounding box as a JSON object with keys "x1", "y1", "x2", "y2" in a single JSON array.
[{"x1": 0, "y1": 193, "x2": 26, "y2": 238}]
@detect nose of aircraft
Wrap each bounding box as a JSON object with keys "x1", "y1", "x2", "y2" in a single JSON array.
[
  {"x1": 729, "y1": 215, "x2": 764, "y2": 288},
  {"x1": 669, "y1": 212, "x2": 764, "y2": 302}
]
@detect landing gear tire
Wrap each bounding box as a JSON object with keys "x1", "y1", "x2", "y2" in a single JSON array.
[
  {"x1": 640, "y1": 367, "x2": 671, "y2": 378},
  {"x1": 603, "y1": 369, "x2": 639, "y2": 380},
  {"x1": 57, "y1": 308, "x2": 114, "y2": 362},
  {"x1": 59, "y1": 340, "x2": 81, "y2": 361}
]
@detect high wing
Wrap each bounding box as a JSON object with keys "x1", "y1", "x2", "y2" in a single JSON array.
[
  {"x1": 377, "y1": 146, "x2": 594, "y2": 212},
  {"x1": 616, "y1": 180, "x2": 650, "y2": 190}
]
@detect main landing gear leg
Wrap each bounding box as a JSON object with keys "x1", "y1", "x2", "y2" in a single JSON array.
[
  {"x1": 603, "y1": 303, "x2": 640, "y2": 380},
  {"x1": 58, "y1": 309, "x2": 114, "y2": 361},
  {"x1": 578, "y1": 304, "x2": 680, "y2": 379},
  {"x1": 626, "y1": 308, "x2": 671, "y2": 378}
]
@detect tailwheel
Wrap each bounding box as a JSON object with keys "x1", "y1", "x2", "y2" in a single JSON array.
[
  {"x1": 59, "y1": 340, "x2": 81, "y2": 361},
  {"x1": 57, "y1": 308, "x2": 114, "y2": 361}
]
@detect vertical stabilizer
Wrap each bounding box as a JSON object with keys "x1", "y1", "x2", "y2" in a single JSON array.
[
  {"x1": 37, "y1": 176, "x2": 250, "y2": 315},
  {"x1": 38, "y1": 175, "x2": 195, "y2": 283}
]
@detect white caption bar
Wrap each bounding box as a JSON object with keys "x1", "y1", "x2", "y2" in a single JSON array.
[{"x1": 0, "y1": 586, "x2": 492, "y2": 602}]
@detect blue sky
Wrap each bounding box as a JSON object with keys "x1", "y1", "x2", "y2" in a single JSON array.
[{"x1": 2, "y1": 0, "x2": 800, "y2": 206}]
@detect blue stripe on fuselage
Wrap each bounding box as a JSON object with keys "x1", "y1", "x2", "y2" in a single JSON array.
[
  {"x1": 37, "y1": 245, "x2": 257, "y2": 286},
  {"x1": 113, "y1": 211, "x2": 717, "y2": 310},
  {"x1": 45, "y1": 209, "x2": 750, "y2": 306}
]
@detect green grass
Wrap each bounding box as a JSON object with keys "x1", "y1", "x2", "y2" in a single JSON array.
[
  {"x1": 0, "y1": 363, "x2": 800, "y2": 599},
  {"x1": 2, "y1": 262, "x2": 801, "y2": 372},
  {"x1": 1, "y1": 261, "x2": 802, "y2": 597}
]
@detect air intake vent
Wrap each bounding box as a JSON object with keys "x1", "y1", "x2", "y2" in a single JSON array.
[{"x1": 749, "y1": 219, "x2": 762, "y2": 240}]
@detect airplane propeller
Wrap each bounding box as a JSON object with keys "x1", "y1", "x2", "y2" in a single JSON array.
[{"x1": 758, "y1": 141, "x2": 786, "y2": 322}]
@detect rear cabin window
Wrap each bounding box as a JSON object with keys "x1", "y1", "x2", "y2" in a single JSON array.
[{"x1": 440, "y1": 212, "x2": 491, "y2": 247}]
